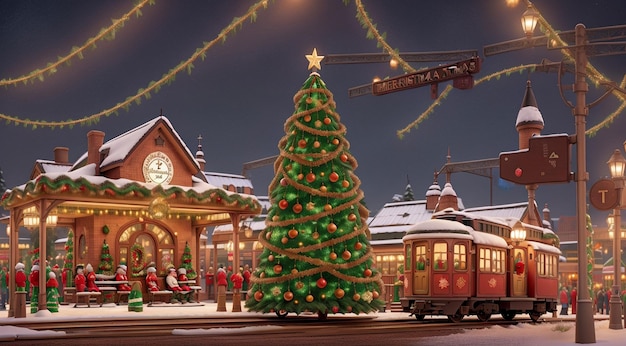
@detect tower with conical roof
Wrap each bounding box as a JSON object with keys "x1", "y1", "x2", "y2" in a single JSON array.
[{"x1": 515, "y1": 80, "x2": 544, "y2": 227}]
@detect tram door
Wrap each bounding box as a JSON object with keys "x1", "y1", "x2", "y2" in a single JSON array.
[
  {"x1": 511, "y1": 248, "x2": 527, "y2": 297},
  {"x1": 413, "y1": 242, "x2": 428, "y2": 295}
]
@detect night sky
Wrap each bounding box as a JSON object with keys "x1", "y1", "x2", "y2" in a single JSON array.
[{"x1": 1, "y1": 0, "x2": 625, "y2": 226}]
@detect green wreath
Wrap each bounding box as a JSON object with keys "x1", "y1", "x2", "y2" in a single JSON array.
[{"x1": 130, "y1": 243, "x2": 146, "y2": 277}]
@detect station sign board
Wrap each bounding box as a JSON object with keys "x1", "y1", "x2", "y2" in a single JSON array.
[{"x1": 372, "y1": 57, "x2": 481, "y2": 96}]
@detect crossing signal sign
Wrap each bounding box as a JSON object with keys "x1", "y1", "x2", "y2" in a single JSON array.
[{"x1": 500, "y1": 134, "x2": 572, "y2": 185}]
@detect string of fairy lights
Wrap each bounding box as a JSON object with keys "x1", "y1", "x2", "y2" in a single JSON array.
[{"x1": 0, "y1": 0, "x2": 623, "y2": 137}]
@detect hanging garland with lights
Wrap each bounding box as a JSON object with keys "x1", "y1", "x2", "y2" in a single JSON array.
[
  {"x1": 353, "y1": 0, "x2": 625, "y2": 138},
  {"x1": 0, "y1": 0, "x2": 622, "y2": 135},
  {"x1": 0, "y1": 175, "x2": 262, "y2": 214},
  {"x1": 0, "y1": 0, "x2": 271, "y2": 129},
  {"x1": 0, "y1": 0, "x2": 154, "y2": 88}
]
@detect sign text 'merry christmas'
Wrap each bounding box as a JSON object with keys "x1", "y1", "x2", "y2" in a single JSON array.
[{"x1": 372, "y1": 57, "x2": 481, "y2": 96}]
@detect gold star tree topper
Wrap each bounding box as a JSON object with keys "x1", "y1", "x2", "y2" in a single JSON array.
[{"x1": 306, "y1": 48, "x2": 324, "y2": 71}]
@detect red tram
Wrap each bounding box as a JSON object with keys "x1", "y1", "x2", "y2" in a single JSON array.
[{"x1": 400, "y1": 208, "x2": 561, "y2": 322}]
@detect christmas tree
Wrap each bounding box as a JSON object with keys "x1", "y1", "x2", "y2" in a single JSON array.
[
  {"x1": 98, "y1": 240, "x2": 114, "y2": 275},
  {"x1": 245, "y1": 49, "x2": 384, "y2": 318},
  {"x1": 180, "y1": 242, "x2": 197, "y2": 279},
  {"x1": 63, "y1": 230, "x2": 74, "y2": 287}
]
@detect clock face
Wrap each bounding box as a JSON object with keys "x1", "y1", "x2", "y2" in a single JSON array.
[{"x1": 142, "y1": 151, "x2": 174, "y2": 184}]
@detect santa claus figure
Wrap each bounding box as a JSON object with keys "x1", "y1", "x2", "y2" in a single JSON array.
[
  {"x1": 85, "y1": 264, "x2": 100, "y2": 292},
  {"x1": 115, "y1": 265, "x2": 132, "y2": 291},
  {"x1": 46, "y1": 271, "x2": 59, "y2": 313},
  {"x1": 166, "y1": 268, "x2": 184, "y2": 303},
  {"x1": 15, "y1": 263, "x2": 26, "y2": 292},
  {"x1": 146, "y1": 267, "x2": 159, "y2": 291},
  {"x1": 29, "y1": 263, "x2": 40, "y2": 313},
  {"x1": 177, "y1": 268, "x2": 191, "y2": 291},
  {"x1": 75, "y1": 265, "x2": 86, "y2": 292}
]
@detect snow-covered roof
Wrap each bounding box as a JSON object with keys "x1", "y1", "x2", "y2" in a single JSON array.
[
  {"x1": 463, "y1": 202, "x2": 527, "y2": 220},
  {"x1": 403, "y1": 219, "x2": 508, "y2": 247},
  {"x1": 72, "y1": 116, "x2": 200, "y2": 172},
  {"x1": 36, "y1": 160, "x2": 72, "y2": 174},
  {"x1": 368, "y1": 200, "x2": 431, "y2": 234},
  {"x1": 203, "y1": 172, "x2": 254, "y2": 190}
]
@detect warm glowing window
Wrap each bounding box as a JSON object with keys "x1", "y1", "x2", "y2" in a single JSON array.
[
  {"x1": 433, "y1": 242, "x2": 447, "y2": 271},
  {"x1": 453, "y1": 243, "x2": 467, "y2": 270}
]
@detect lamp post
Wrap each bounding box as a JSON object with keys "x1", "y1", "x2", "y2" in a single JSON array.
[
  {"x1": 607, "y1": 149, "x2": 625, "y2": 329},
  {"x1": 518, "y1": 9, "x2": 598, "y2": 342}
]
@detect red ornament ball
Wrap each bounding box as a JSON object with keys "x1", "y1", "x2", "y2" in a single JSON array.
[
  {"x1": 279, "y1": 199, "x2": 289, "y2": 210},
  {"x1": 316, "y1": 277, "x2": 327, "y2": 289},
  {"x1": 354, "y1": 242, "x2": 363, "y2": 250},
  {"x1": 329, "y1": 172, "x2": 339, "y2": 182},
  {"x1": 306, "y1": 173, "x2": 316, "y2": 183},
  {"x1": 342, "y1": 250, "x2": 352, "y2": 260},
  {"x1": 284, "y1": 291, "x2": 294, "y2": 301},
  {"x1": 304, "y1": 114, "x2": 312, "y2": 122},
  {"x1": 288, "y1": 228, "x2": 299, "y2": 238},
  {"x1": 348, "y1": 213, "x2": 357, "y2": 221},
  {"x1": 340, "y1": 153, "x2": 348, "y2": 162},
  {"x1": 323, "y1": 117, "x2": 332, "y2": 125},
  {"x1": 280, "y1": 178, "x2": 288, "y2": 186},
  {"x1": 334, "y1": 288, "x2": 345, "y2": 299},
  {"x1": 364, "y1": 268, "x2": 372, "y2": 277},
  {"x1": 273, "y1": 264, "x2": 283, "y2": 274},
  {"x1": 298, "y1": 139, "x2": 307, "y2": 148},
  {"x1": 332, "y1": 306, "x2": 339, "y2": 313},
  {"x1": 329, "y1": 252, "x2": 337, "y2": 260},
  {"x1": 327, "y1": 222, "x2": 337, "y2": 233},
  {"x1": 254, "y1": 291, "x2": 264, "y2": 302},
  {"x1": 292, "y1": 203, "x2": 303, "y2": 214}
]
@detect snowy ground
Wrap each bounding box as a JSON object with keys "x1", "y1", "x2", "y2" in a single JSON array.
[{"x1": 0, "y1": 302, "x2": 624, "y2": 345}]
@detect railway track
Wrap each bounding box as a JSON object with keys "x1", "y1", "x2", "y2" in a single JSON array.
[{"x1": 6, "y1": 313, "x2": 542, "y2": 342}]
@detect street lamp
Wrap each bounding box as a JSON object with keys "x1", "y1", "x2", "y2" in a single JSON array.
[
  {"x1": 607, "y1": 149, "x2": 625, "y2": 329},
  {"x1": 520, "y1": 4, "x2": 539, "y2": 38}
]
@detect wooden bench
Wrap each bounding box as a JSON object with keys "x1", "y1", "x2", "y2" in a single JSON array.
[
  {"x1": 147, "y1": 290, "x2": 173, "y2": 306},
  {"x1": 74, "y1": 291, "x2": 102, "y2": 308},
  {"x1": 98, "y1": 287, "x2": 117, "y2": 304},
  {"x1": 188, "y1": 286, "x2": 202, "y2": 303},
  {"x1": 116, "y1": 291, "x2": 131, "y2": 305},
  {"x1": 62, "y1": 287, "x2": 76, "y2": 305}
]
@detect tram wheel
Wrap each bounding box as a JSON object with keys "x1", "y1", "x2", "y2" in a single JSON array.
[
  {"x1": 476, "y1": 310, "x2": 491, "y2": 322},
  {"x1": 276, "y1": 310, "x2": 288, "y2": 318},
  {"x1": 529, "y1": 311, "x2": 541, "y2": 322},
  {"x1": 501, "y1": 310, "x2": 516, "y2": 321},
  {"x1": 414, "y1": 314, "x2": 425, "y2": 321},
  {"x1": 447, "y1": 313, "x2": 464, "y2": 323}
]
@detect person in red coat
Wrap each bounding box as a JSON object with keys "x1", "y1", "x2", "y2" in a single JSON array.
[
  {"x1": 570, "y1": 287, "x2": 577, "y2": 314},
  {"x1": 15, "y1": 263, "x2": 26, "y2": 292},
  {"x1": 560, "y1": 286, "x2": 569, "y2": 315},
  {"x1": 85, "y1": 264, "x2": 100, "y2": 292},
  {"x1": 115, "y1": 265, "x2": 132, "y2": 291},
  {"x1": 231, "y1": 272, "x2": 243, "y2": 291},
  {"x1": 145, "y1": 267, "x2": 159, "y2": 292},
  {"x1": 216, "y1": 264, "x2": 227, "y2": 311},
  {"x1": 75, "y1": 265, "x2": 86, "y2": 292},
  {"x1": 29, "y1": 263, "x2": 40, "y2": 313}
]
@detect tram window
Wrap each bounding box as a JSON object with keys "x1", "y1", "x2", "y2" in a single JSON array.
[
  {"x1": 537, "y1": 253, "x2": 546, "y2": 276},
  {"x1": 493, "y1": 249, "x2": 505, "y2": 273},
  {"x1": 433, "y1": 243, "x2": 447, "y2": 270},
  {"x1": 405, "y1": 244, "x2": 412, "y2": 270},
  {"x1": 414, "y1": 245, "x2": 426, "y2": 271},
  {"x1": 453, "y1": 243, "x2": 467, "y2": 270},
  {"x1": 479, "y1": 248, "x2": 491, "y2": 272}
]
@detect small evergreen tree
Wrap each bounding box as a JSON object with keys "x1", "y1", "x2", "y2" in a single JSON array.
[
  {"x1": 98, "y1": 240, "x2": 114, "y2": 275},
  {"x1": 180, "y1": 242, "x2": 197, "y2": 279},
  {"x1": 63, "y1": 230, "x2": 75, "y2": 287}
]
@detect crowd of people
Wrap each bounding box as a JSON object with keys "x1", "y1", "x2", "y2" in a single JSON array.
[{"x1": 559, "y1": 285, "x2": 626, "y2": 316}]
